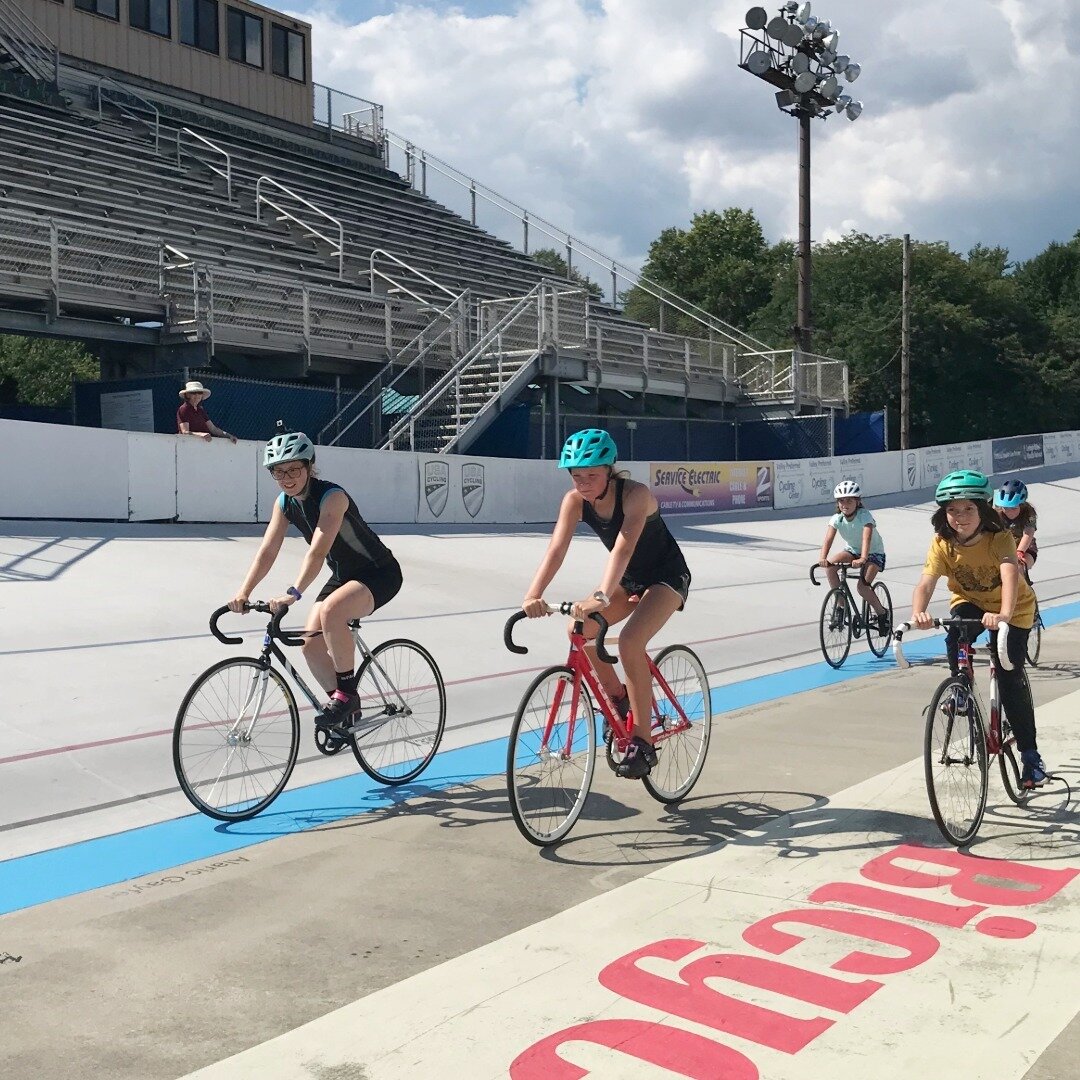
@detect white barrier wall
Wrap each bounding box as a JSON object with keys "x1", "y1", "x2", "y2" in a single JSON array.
[{"x1": 4, "y1": 419, "x2": 1080, "y2": 523}]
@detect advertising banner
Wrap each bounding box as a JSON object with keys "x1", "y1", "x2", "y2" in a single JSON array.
[
  {"x1": 1043, "y1": 430, "x2": 1079, "y2": 467},
  {"x1": 963, "y1": 440, "x2": 991, "y2": 473},
  {"x1": 807, "y1": 456, "x2": 840, "y2": 506},
  {"x1": 920, "y1": 444, "x2": 947, "y2": 489},
  {"x1": 651, "y1": 460, "x2": 773, "y2": 513},
  {"x1": 773, "y1": 458, "x2": 809, "y2": 509},
  {"x1": 992, "y1": 434, "x2": 1044, "y2": 473}
]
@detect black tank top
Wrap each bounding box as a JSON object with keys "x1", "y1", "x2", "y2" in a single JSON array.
[
  {"x1": 580, "y1": 478, "x2": 685, "y2": 581},
  {"x1": 279, "y1": 477, "x2": 394, "y2": 579}
]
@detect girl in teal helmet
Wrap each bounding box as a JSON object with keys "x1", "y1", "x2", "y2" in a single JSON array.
[
  {"x1": 521, "y1": 428, "x2": 691, "y2": 780},
  {"x1": 911, "y1": 469, "x2": 1046, "y2": 788}
]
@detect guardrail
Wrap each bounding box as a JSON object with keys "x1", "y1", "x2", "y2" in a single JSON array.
[
  {"x1": 0, "y1": 0, "x2": 59, "y2": 87},
  {"x1": 95, "y1": 76, "x2": 161, "y2": 153},
  {"x1": 255, "y1": 176, "x2": 344, "y2": 278},
  {"x1": 313, "y1": 83, "x2": 385, "y2": 150},
  {"x1": 177, "y1": 128, "x2": 232, "y2": 201}
]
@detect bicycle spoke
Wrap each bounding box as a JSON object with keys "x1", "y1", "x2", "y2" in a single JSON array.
[
  {"x1": 642, "y1": 646, "x2": 711, "y2": 804},
  {"x1": 174, "y1": 660, "x2": 299, "y2": 821},
  {"x1": 507, "y1": 667, "x2": 596, "y2": 844}
]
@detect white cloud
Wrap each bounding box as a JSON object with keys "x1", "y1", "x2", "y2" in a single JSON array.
[{"x1": 289, "y1": 0, "x2": 1080, "y2": 271}]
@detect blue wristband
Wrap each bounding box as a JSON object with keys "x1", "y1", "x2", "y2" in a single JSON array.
[{"x1": 286, "y1": 586, "x2": 302, "y2": 601}]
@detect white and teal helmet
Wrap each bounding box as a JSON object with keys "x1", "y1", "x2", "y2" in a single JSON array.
[
  {"x1": 263, "y1": 430, "x2": 314, "y2": 469},
  {"x1": 559, "y1": 428, "x2": 617, "y2": 469}
]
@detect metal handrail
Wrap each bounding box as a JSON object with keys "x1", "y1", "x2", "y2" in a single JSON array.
[
  {"x1": 255, "y1": 176, "x2": 344, "y2": 278},
  {"x1": 383, "y1": 129, "x2": 770, "y2": 355},
  {"x1": 96, "y1": 76, "x2": 160, "y2": 153},
  {"x1": 318, "y1": 292, "x2": 470, "y2": 446},
  {"x1": 368, "y1": 248, "x2": 459, "y2": 303},
  {"x1": 312, "y1": 83, "x2": 385, "y2": 149},
  {"x1": 381, "y1": 282, "x2": 545, "y2": 450},
  {"x1": 341, "y1": 107, "x2": 384, "y2": 147},
  {"x1": 177, "y1": 128, "x2": 232, "y2": 201},
  {"x1": 0, "y1": 0, "x2": 58, "y2": 85}
]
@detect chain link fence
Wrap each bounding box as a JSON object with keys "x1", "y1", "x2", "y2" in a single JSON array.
[{"x1": 73, "y1": 369, "x2": 340, "y2": 442}]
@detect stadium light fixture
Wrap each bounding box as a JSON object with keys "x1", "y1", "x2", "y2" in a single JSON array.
[{"x1": 738, "y1": 4, "x2": 867, "y2": 353}]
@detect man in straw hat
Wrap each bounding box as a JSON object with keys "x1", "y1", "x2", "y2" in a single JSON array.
[{"x1": 176, "y1": 380, "x2": 237, "y2": 443}]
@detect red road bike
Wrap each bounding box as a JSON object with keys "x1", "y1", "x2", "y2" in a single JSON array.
[{"x1": 503, "y1": 602, "x2": 712, "y2": 846}]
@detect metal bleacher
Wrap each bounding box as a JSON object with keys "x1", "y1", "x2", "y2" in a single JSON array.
[{"x1": 0, "y1": 5, "x2": 849, "y2": 455}]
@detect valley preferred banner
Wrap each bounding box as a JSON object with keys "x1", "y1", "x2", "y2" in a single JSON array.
[{"x1": 651, "y1": 461, "x2": 774, "y2": 514}]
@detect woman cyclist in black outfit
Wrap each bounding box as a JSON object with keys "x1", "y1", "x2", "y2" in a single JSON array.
[
  {"x1": 522, "y1": 429, "x2": 691, "y2": 779},
  {"x1": 228, "y1": 430, "x2": 402, "y2": 738}
]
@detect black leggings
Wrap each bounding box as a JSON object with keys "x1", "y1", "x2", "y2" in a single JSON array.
[{"x1": 947, "y1": 602, "x2": 1036, "y2": 753}]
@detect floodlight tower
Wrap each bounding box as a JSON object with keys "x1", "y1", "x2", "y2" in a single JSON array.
[{"x1": 739, "y1": 2, "x2": 864, "y2": 353}]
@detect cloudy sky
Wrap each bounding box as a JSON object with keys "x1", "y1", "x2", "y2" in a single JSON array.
[{"x1": 287, "y1": 0, "x2": 1080, "y2": 277}]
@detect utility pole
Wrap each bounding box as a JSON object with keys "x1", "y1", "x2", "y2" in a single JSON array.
[
  {"x1": 901, "y1": 233, "x2": 911, "y2": 450},
  {"x1": 797, "y1": 111, "x2": 812, "y2": 354}
]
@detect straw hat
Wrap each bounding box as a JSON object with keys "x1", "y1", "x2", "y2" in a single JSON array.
[{"x1": 179, "y1": 380, "x2": 211, "y2": 398}]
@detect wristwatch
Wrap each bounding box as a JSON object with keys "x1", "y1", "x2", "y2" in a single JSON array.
[
  {"x1": 286, "y1": 586, "x2": 302, "y2": 601},
  {"x1": 592, "y1": 590, "x2": 610, "y2": 607}
]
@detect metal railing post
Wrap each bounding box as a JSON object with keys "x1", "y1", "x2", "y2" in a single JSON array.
[
  {"x1": 522, "y1": 212, "x2": 529, "y2": 255},
  {"x1": 302, "y1": 286, "x2": 311, "y2": 354},
  {"x1": 470, "y1": 182, "x2": 477, "y2": 226}
]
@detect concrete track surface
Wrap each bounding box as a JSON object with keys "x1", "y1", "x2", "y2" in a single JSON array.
[{"x1": 1, "y1": 466, "x2": 1079, "y2": 1079}]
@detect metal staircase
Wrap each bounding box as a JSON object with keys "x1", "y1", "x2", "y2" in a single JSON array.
[
  {"x1": 381, "y1": 282, "x2": 587, "y2": 454},
  {"x1": 0, "y1": 0, "x2": 58, "y2": 88},
  {"x1": 318, "y1": 290, "x2": 470, "y2": 447}
]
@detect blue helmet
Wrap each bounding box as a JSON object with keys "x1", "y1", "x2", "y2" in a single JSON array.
[
  {"x1": 559, "y1": 428, "x2": 617, "y2": 469},
  {"x1": 993, "y1": 478, "x2": 1028, "y2": 509}
]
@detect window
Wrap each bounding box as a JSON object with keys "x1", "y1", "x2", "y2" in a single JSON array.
[
  {"x1": 228, "y1": 8, "x2": 263, "y2": 68},
  {"x1": 179, "y1": 0, "x2": 219, "y2": 54},
  {"x1": 74, "y1": 0, "x2": 119, "y2": 18},
  {"x1": 130, "y1": 0, "x2": 170, "y2": 37},
  {"x1": 272, "y1": 24, "x2": 305, "y2": 82}
]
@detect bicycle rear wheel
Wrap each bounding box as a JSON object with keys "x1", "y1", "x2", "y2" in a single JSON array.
[
  {"x1": 641, "y1": 645, "x2": 712, "y2": 804},
  {"x1": 173, "y1": 658, "x2": 300, "y2": 821},
  {"x1": 350, "y1": 639, "x2": 446, "y2": 785},
  {"x1": 864, "y1": 582, "x2": 893, "y2": 658},
  {"x1": 506, "y1": 666, "x2": 596, "y2": 846},
  {"x1": 924, "y1": 678, "x2": 988, "y2": 846},
  {"x1": 819, "y1": 588, "x2": 852, "y2": 668},
  {"x1": 1026, "y1": 603, "x2": 1042, "y2": 666},
  {"x1": 998, "y1": 673, "x2": 1031, "y2": 807}
]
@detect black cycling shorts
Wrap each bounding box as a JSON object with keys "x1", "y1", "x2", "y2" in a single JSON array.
[
  {"x1": 620, "y1": 560, "x2": 691, "y2": 611},
  {"x1": 316, "y1": 558, "x2": 403, "y2": 612}
]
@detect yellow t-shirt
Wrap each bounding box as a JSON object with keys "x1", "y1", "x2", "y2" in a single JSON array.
[{"x1": 923, "y1": 530, "x2": 1036, "y2": 629}]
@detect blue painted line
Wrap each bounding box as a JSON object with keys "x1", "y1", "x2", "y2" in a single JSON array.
[{"x1": 3, "y1": 599, "x2": 1078, "y2": 917}]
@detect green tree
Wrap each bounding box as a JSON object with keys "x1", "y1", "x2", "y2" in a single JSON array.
[
  {"x1": 530, "y1": 247, "x2": 603, "y2": 300},
  {"x1": 0, "y1": 335, "x2": 98, "y2": 407},
  {"x1": 622, "y1": 208, "x2": 781, "y2": 333}
]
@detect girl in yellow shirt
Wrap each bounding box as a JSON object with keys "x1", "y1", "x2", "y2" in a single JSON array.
[{"x1": 910, "y1": 470, "x2": 1046, "y2": 789}]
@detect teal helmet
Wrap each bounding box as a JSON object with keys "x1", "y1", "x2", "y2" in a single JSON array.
[
  {"x1": 935, "y1": 469, "x2": 992, "y2": 504},
  {"x1": 559, "y1": 428, "x2": 617, "y2": 469}
]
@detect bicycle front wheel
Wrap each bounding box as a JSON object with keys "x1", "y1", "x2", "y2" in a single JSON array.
[
  {"x1": 641, "y1": 645, "x2": 712, "y2": 804},
  {"x1": 506, "y1": 666, "x2": 596, "y2": 846},
  {"x1": 1026, "y1": 604, "x2": 1042, "y2": 666},
  {"x1": 350, "y1": 639, "x2": 447, "y2": 785},
  {"x1": 173, "y1": 658, "x2": 300, "y2": 821},
  {"x1": 924, "y1": 678, "x2": 988, "y2": 846},
  {"x1": 819, "y1": 588, "x2": 852, "y2": 668},
  {"x1": 864, "y1": 581, "x2": 893, "y2": 658}
]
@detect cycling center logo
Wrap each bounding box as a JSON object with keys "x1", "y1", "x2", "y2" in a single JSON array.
[
  {"x1": 462, "y1": 463, "x2": 485, "y2": 518},
  {"x1": 424, "y1": 460, "x2": 450, "y2": 517},
  {"x1": 905, "y1": 452, "x2": 917, "y2": 488}
]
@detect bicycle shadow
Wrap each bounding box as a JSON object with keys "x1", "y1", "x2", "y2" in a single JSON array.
[{"x1": 215, "y1": 773, "x2": 643, "y2": 837}]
